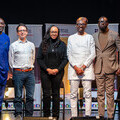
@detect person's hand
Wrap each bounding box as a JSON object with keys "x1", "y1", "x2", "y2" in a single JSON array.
[
  {"x1": 52, "y1": 69, "x2": 59, "y2": 75},
  {"x1": 46, "y1": 68, "x2": 54, "y2": 75},
  {"x1": 78, "y1": 68, "x2": 84, "y2": 75},
  {"x1": 74, "y1": 65, "x2": 84, "y2": 75},
  {"x1": 116, "y1": 68, "x2": 120, "y2": 75},
  {"x1": 7, "y1": 72, "x2": 13, "y2": 80},
  {"x1": 46, "y1": 68, "x2": 59, "y2": 75}
]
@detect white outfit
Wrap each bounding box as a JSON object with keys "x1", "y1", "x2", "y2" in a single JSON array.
[
  {"x1": 67, "y1": 33, "x2": 96, "y2": 117},
  {"x1": 67, "y1": 33, "x2": 96, "y2": 80}
]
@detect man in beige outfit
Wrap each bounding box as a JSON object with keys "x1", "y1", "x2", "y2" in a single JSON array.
[{"x1": 93, "y1": 16, "x2": 120, "y2": 120}]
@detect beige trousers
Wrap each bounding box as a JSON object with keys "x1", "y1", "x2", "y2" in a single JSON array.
[
  {"x1": 70, "y1": 80, "x2": 92, "y2": 117},
  {"x1": 95, "y1": 73, "x2": 115, "y2": 118}
]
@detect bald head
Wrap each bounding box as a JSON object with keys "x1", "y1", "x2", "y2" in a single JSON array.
[
  {"x1": 98, "y1": 16, "x2": 108, "y2": 23},
  {"x1": 76, "y1": 17, "x2": 88, "y2": 24}
]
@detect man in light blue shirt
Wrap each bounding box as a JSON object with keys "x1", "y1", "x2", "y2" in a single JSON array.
[
  {"x1": 9, "y1": 23, "x2": 35, "y2": 120},
  {"x1": 0, "y1": 18, "x2": 10, "y2": 117}
]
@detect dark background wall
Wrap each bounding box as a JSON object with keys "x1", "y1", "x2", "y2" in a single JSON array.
[{"x1": 1, "y1": 0, "x2": 120, "y2": 25}]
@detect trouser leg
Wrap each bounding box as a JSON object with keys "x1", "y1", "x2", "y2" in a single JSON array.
[
  {"x1": 70, "y1": 80, "x2": 80, "y2": 117},
  {"x1": 51, "y1": 71, "x2": 63, "y2": 119},
  {"x1": 0, "y1": 85, "x2": 6, "y2": 112},
  {"x1": 25, "y1": 70, "x2": 35, "y2": 116},
  {"x1": 82, "y1": 80, "x2": 92, "y2": 116},
  {"x1": 105, "y1": 74, "x2": 115, "y2": 118},
  {"x1": 96, "y1": 73, "x2": 115, "y2": 118},
  {"x1": 95, "y1": 74, "x2": 105, "y2": 117},
  {"x1": 13, "y1": 70, "x2": 24, "y2": 117},
  {"x1": 41, "y1": 71, "x2": 51, "y2": 117}
]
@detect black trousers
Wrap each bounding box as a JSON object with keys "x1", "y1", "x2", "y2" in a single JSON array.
[{"x1": 41, "y1": 70, "x2": 64, "y2": 118}]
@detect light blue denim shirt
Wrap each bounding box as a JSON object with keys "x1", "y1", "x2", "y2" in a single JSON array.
[{"x1": 9, "y1": 39, "x2": 35, "y2": 69}]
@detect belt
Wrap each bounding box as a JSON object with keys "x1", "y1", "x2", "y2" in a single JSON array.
[{"x1": 14, "y1": 68, "x2": 33, "y2": 72}]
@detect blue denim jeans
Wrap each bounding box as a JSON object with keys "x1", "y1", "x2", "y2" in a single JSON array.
[{"x1": 13, "y1": 70, "x2": 35, "y2": 117}]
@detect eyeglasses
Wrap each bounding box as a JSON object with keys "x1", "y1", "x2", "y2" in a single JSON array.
[
  {"x1": 76, "y1": 23, "x2": 86, "y2": 26},
  {"x1": 98, "y1": 21, "x2": 108, "y2": 24},
  {"x1": 0, "y1": 22, "x2": 5, "y2": 26},
  {"x1": 18, "y1": 30, "x2": 27, "y2": 32},
  {"x1": 50, "y1": 31, "x2": 58, "y2": 34}
]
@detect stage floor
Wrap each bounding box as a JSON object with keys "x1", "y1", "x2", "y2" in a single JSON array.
[{"x1": 0, "y1": 110, "x2": 120, "y2": 120}]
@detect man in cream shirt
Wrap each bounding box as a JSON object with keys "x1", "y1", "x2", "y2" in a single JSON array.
[{"x1": 67, "y1": 17, "x2": 96, "y2": 118}]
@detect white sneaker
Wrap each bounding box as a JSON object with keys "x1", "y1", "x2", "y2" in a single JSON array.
[{"x1": 96, "y1": 116, "x2": 100, "y2": 119}]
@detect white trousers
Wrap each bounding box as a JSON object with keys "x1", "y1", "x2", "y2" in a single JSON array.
[{"x1": 70, "y1": 80, "x2": 92, "y2": 117}]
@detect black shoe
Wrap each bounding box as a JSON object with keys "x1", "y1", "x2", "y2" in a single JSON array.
[
  {"x1": 107, "y1": 118, "x2": 114, "y2": 120},
  {"x1": 100, "y1": 116, "x2": 105, "y2": 120},
  {"x1": 85, "y1": 115, "x2": 90, "y2": 119},
  {"x1": 0, "y1": 112, "x2": 1, "y2": 119}
]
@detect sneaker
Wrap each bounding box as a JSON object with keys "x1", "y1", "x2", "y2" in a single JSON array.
[{"x1": 96, "y1": 116, "x2": 104, "y2": 120}]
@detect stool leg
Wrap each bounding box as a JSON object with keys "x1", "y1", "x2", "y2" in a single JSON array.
[
  {"x1": 114, "y1": 103, "x2": 116, "y2": 118},
  {"x1": 77, "y1": 100, "x2": 79, "y2": 116},
  {"x1": 63, "y1": 100, "x2": 65, "y2": 120}
]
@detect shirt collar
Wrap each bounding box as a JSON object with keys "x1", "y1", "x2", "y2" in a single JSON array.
[{"x1": 18, "y1": 39, "x2": 28, "y2": 43}]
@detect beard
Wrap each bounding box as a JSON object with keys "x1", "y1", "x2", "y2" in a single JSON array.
[{"x1": 99, "y1": 25, "x2": 107, "y2": 32}]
